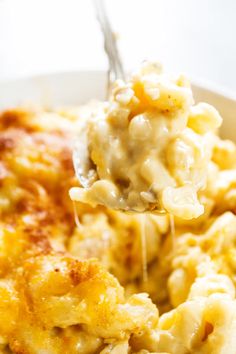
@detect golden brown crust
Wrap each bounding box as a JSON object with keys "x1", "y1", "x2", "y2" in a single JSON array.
[{"x1": 0, "y1": 108, "x2": 158, "y2": 354}]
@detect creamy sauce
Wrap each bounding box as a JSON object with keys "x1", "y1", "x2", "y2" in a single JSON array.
[
  {"x1": 70, "y1": 62, "x2": 222, "y2": 220},
  {"x1": 141, "y1": 214, "x2": 148, "y2": 283}
]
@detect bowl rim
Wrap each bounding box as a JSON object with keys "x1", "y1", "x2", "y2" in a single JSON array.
[{"x1": 1, "y1": 69, "x2": 236, "y2": 102}]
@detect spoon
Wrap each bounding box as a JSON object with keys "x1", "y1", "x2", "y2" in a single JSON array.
[
  {"x1": 73, "y1": 0, "x2": 125, "y2": 189},
  {"x1": 93, "y1": 0, "x2": 125, "y2": 94},
  {"x1": 72, "y1": 1, "x2": 166, "y2": 215}
]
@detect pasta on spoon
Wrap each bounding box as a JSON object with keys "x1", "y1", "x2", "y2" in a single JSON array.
[{"x1": 70, "y1": 62, "x2": 222, "y2": 219}]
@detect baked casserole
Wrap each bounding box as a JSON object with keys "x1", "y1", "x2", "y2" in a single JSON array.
[{"x1": 1, "y1": 63, "x2": 236, "y2": 353}]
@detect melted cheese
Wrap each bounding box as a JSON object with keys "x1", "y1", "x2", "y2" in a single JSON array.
[{"x1": 70, "y1": 62, "x2": 222, "y2": 219}]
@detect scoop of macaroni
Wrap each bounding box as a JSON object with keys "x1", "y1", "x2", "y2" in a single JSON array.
[{"x1": 70, "y1": 62, "x2": 222, "y2": 219}]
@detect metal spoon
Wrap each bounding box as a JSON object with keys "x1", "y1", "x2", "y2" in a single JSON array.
[
  {"x1": 93, "y1": 0, "x2": 125, "y2": 94},
  {"x1": 72, "y1": 1, "x2": 165, "y2": 214},
  {"x1": 73, "y1": 0, "x2": 124, "y2": 189}
]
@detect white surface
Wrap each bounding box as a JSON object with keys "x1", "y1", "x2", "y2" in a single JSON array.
[
  {"x1": 0, "y1": 71, "x2": 236, "y2": 142},
  {"x1": 0, "y1": 0, "x2": 236, "y2": 92}
]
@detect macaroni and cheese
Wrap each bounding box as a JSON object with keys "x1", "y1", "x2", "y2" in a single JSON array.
[
  {"x1": 70, "y1": 63, "x2": 222, "y2": 219},
  {"x1": 0, "y1": 63, "x2": 236, "y2": 353}
]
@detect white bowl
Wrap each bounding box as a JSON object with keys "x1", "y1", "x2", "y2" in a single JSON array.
[{"x1": 0, "y1": 71, "x2": 236, "y2": 141}]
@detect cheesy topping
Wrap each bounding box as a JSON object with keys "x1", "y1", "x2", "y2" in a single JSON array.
[{"x1": 70, "y1": 63, "x2": 222, "y2": 219}]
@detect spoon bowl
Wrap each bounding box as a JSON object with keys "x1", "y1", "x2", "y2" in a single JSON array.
[{"x1": 72, "y1": 124, "x2": 97, "y2": 188}]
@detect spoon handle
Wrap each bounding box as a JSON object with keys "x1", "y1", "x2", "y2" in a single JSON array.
[{"x1": 93, "y1": 0, "x2": 125, "y2": 93}]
